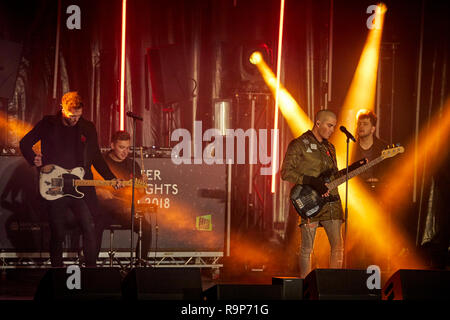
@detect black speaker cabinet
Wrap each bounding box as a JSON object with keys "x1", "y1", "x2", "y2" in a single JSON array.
[
  {"x1": 272, "y1": 277, "x2": 303, "y2": 300},
  {"x1": 203, "y1": 284, "x2": 283, "y2": 301},
  {"x1": 121, "y1": 267, "x2": 202, "y2": 300},
  {"x1": 382, "y1": 269, "x2": 450, "y2": 300},
  {"x1": 303, "y1": 269, "x2": 381, "y2": 300},
  {"x1": 1, "y1": 268, "x2": 48, "y2": 298},
  {"x1": 34, "y1": 268, "x2": 122, "y2": 300}
]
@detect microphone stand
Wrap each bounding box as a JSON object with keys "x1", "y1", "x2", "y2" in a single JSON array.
[
  {"x1": 130, "y1": 118, "x2": 136, "y2": 268},
  {"x1": 343, "y1": 136, "x2": 350, "y2": 269},
  {"x1": 127, "y1": 112, "x2": 142, "y2": 268}
]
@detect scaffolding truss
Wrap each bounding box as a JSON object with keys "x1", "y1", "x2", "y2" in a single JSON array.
[{"x1": 0, "y1": 251, "x2": 223, "y2": 269}]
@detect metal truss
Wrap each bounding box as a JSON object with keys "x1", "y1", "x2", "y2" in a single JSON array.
[{"x1": 0, "y1": 251, "x2": 223, "y2": 269}]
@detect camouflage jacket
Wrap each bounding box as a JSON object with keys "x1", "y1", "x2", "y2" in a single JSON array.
[{"x1": 281, "y1": 130, "x2": 344, "y2": 224}]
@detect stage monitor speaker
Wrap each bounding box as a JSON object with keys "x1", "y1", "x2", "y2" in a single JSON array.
[
  {"x1": 0, "y1": 39, "x2": 23, "y2": 100},
  {"x1": 147, "y1": 45, "x2": 190, "y2": 105},
  {"x1": 121, "y1": 267, "x2": 202, "y2": 300},
  {"x1": 203, "y1": 284, "x2": 283, "y2": 301},
  {"x1": 303, "y1": 269, "x2": 381, "y2": 300},
  {"x1": 382, "y1": 269, "x2": 450, "y2": 300},
  {"x1": 272, "y1": 277, "x2": 303, "y2": 300},
  {"x1": 1, "y1": 268, "x2": 48, "y2": 298},
  {"x1": 34, "y1": 268, "x2": 122, "y2": 301}
]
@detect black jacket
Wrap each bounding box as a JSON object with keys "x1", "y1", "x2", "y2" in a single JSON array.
[
  {"x1": 19, "y1": 111, "x2": 115, "y2": 181},
  {"x1": 351, "y1": 136, "x2": 388, "y2": 182}
]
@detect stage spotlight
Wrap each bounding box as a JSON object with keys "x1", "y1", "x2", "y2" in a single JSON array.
[
  {"x1": 239, "y1": 43, "x2": 272, "y2": 83},
  {"x1": 249, "y1": 51, "x2": 262, "y2": 65}
]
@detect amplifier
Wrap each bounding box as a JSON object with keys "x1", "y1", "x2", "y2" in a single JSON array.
[{"x1": 100, "y1": 146, "x2": 172, "y2": 158}]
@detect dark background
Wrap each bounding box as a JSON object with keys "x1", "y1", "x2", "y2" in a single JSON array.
[{"x1": 0, "y1": 0, "x2": 448, "y2": 270}]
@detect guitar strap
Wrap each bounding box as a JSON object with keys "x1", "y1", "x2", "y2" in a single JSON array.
[
  {"x1": 322, "y1": 141, "x2": 346, "y2": 202},
  {"x1": 306, "y1": 130, "x2": 338, "y2": 174},
  {"x1": 77, "y1": 119, "x2": 88, "y2": 170},
  {"x1": 323, "y1": 140, "x2": 338, "y2": 172}
]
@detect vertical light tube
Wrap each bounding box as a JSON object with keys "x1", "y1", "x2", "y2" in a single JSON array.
[
  {"x1": 52, "y1": 0, "x2": 62, "y2": 100},
  {"x1": 120, "y1": 0, "x2": 127, "y2": 130},
  {"x1": 271, "y1": 0, "x2": 286, "y2": 193},
  {"x1": 327, "y1": 0, "x2": 333, "y2": 104}
]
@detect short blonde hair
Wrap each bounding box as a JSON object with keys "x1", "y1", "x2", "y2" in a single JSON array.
[{"x1": 61, "y1": 91, "x2": 83, "y2": 110}]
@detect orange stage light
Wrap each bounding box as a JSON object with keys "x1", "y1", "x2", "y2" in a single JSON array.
[
  {"x1": 339, "y1": 3, "x2": 387, "y2": 136},
  {"x1": 382, "y1": 98, "x2": 450, "y2": 210},
  {"x1": 250, "y1": 53, "x2": 312, "y2": 137},
  {"x1": 0, "y1": 112, "x2": 40, "y2": 153}
]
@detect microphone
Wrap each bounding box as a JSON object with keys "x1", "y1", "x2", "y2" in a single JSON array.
[
  {"x1": 126, "y1": 111, "x2": 143, "y2": 121},
  {"x1": 340, "y1": 126, "x2": 356, "y2": 142}
]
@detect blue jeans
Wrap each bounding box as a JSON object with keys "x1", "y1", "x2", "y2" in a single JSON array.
[{"x1": 48, "y1": 197, "x2": 97, "y2": 267}]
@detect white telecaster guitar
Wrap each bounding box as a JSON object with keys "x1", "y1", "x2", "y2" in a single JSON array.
[{"x1": 39, "y1": 164, "x2": 147, "y2": 200}]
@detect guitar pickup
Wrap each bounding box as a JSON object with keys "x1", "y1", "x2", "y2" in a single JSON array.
[
  {"x1": 306, "y1": 205, "x2": 320, "y2": 216},
  {"x1": 46, "y1": 188, "x2": 63, "y2": 195},
  {"x1": 50, "y1": 178, "x2": 63, "y2": 187}
]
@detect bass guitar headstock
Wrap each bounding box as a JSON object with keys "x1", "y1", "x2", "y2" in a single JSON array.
[{"x1": 381, "y1": 144, "x2": 405, "y2": 159}]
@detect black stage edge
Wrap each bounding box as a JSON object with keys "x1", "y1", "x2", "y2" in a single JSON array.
[{"x1": 0, "y1": 267, "x2": 449, "y2": 319}]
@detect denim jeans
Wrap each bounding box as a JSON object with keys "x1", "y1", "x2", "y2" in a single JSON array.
[
  {"x1": 48, "y1": 197, "x2": 97, "y2": 267},
  {"x1": 299, "y1": 219, "x2": 344, "y2": 278}
]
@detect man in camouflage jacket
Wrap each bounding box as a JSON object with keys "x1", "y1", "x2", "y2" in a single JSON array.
[{"x1": 281, "y1": 110, "x2": 345, "y2": 278}]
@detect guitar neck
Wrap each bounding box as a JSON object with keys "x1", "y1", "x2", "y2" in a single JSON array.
[
  {"x1": 327, "y1": 156, "x2": 384, "y2": 190},
  {"x1": 74, "y1": 180, "x2": 132, "y2": 187}
]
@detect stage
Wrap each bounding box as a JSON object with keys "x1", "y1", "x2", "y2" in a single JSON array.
[{"x1": 0, "y1": 0, "x2": 449, "y2": 305}]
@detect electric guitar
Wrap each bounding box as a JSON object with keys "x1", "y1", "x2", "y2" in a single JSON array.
[
  {"x1": 39, "y1": 164, "x2": 147, "y2": 200},
  {"x1": 290, "y1": 146, "x2": 404, "y2": 219}
]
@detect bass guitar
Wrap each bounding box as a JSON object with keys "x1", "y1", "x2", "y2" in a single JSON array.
[
  {"x1": 290, "y1": 146, "x2": 404, "y2": 219},
  {"x1": 39, "y1": 164, "x2": 147, "y2": 200}
]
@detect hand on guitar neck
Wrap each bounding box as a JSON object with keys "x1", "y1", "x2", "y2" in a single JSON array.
[{"x1": 112, "y1": 178, "x2": 124, "y2": 190}]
